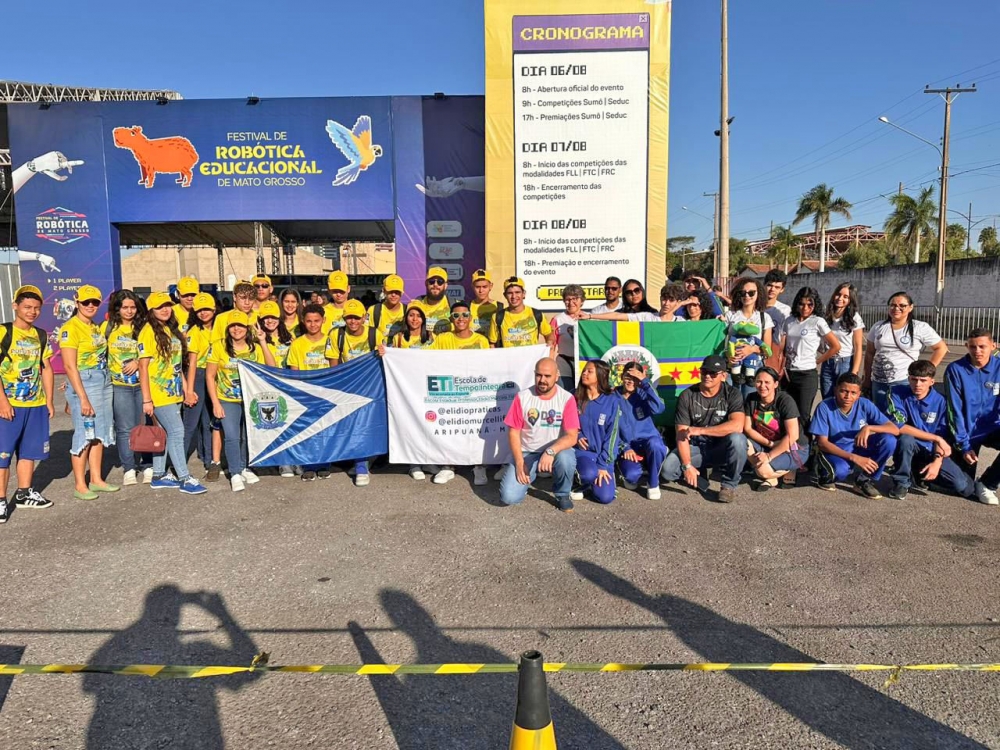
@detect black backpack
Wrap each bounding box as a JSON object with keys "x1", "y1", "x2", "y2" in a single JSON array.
[
  {"x1": 0, "y1": 323, "x2": 48, "y2": 369},
  {"x1": 336, "y1": 326, "x2": 377, "y2": 365},
  {"x1": 494, "y1": 307, "x2": 542, "y2": 348}
]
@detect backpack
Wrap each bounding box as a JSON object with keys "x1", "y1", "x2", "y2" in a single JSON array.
[
  {"x1": 336, "y1": 326, "x2": 377, "y2": 365},
  {"x1": 494, "y1": 307, "x2": 542, "y2": 348},
  {"x1": 0, "y1": 323, "x2": 48, "y2": 369}
]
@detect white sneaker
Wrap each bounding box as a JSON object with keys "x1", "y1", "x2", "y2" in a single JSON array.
[
  {"x1": 355, "y1": 473, "x2": 370, "y2": 487},
  {"x1": 409, "y1": 466, "x2": 426, "y2": 481},
  {"x1": 241, "y1": 469, "x2": 260, "y2": 485},
  {"x1": 122, "y1": 469, "x2": 137, "y2": 487},
  {"x1": 622, "y1": 479, "x2": 638, "y2": 491},
  {"x1": 975, "y1": 481, "x2": 999, "y2": 506},
  {"x1": 493, "y1": 465, "x2": 508, "y2": 481},
  {"x1": 142, "y1": 468, "x2": 154, "y2": 484},
  {"x1": 432, "y1": 469, "x2": 456, "y2": 485},
  {"x1": 646, "y1": 486, "x2": 662, "y2": 501},
  {"x1": 570, "y1": 490, "x2": 585, "y2": 501},
  {"x1": 279, "y1": 466, "x2": 295, "y2": 478},
  {"x1": 231, "y1": 474, "x2": 245, "y2": 493},
  {"x1": 473, "y1": 465, "x2": 488, "y2": 486}
]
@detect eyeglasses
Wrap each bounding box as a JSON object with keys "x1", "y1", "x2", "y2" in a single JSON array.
[
  {"x1": 889, "y1": 303, "x2": 910, "y2": 310},
  {"x1": 624, "y1": 287, "x2": 642, "y2": 295},
  {"x1": 564, "y1": 296, "x2": 583, "y2": 302},
  {"x1": 427, "y1": 278, "x2": 446, "y2": 286},
  {"x1": 254, "y1": 283, "x2": 270, "y2": 289},
  {"x1": 451, "y1": 311, "x2": 471, "y2": 319},
  {"x1": 79, "y1": 299, "x2": 101, "y2": 307}
]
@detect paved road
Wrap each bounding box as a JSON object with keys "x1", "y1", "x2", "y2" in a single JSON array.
[{"x1": 1, "y1": 407, "x2": 998, "y2": 749}]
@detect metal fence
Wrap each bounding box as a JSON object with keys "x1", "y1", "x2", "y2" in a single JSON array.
[{"x1": 858, "y1": 305, "x2": 1000, "y2": 342}]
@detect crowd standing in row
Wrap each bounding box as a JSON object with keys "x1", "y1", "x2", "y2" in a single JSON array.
[{"x1": 0, "y1": 267, "x2": 997, "y2": 522}]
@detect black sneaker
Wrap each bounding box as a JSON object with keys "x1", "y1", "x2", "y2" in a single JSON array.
[
  {"x1": 317, "y1": 468, "x2": 331, "y2": 479},
  {"x1": 856, "y1": 479, "x2": 883, "y2": 499},
  {"x1": 0, "y1": 499, "x2": 8, "y2": 524},
  {"x1": 14, "y1": 488, "x2": 52, "y2": 509},
  {"x1": 887, "y1": 484, "x2": 909, "y2": 500},
  {"x1": 301, "y1": 471, "x2": 317, "y2": 482}
]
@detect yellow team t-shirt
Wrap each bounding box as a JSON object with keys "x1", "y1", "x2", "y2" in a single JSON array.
[
  {"x1": 106, "y1": 323, "x2": 139, "y2": 387},
  {"x1": 413, "y1": 296, "x2": 453, "y2": 335},
  {"x1": 0, "y1": 326, "x2": 51, "y2": 407},
  {"x1": 488, "y1": 307, "x2": 552, "y2": 347},
  {"x1": 210, "y1": 309, "x2": 259, "y2": 343},
  {"x1": 137, "y1": 324, "x2": 185, "y2": 407},
  {"x1": 266, "y1": 339, "x2": 291, "y2": 368},
  {"x1": 390, "y1": 332, "x2": 435, "y2": 350},
  {"x1": 172, "y1": 303, "x2": 193, "y2": 332},
  {"x1": 432, "y1": 332, "x2": 490, "y2": 350},
  {"x1": 470, "y1": 300, "x2": 500, "y2": 335},
  {"x1": 186, "y1": 326, "x2": 213, "y2": 369},
  {"x1": 366, "y1": 303, "x2": 405, "y2": 339},
  {"x1": 321, "y1": 303, "x2": 346, "y2": 334},
  {"x1": 286, "y1": 335, "x2": 329, "y2": 371},
  {"x1": 59, "y1": 316, "x2": 108, "y2": 371},
  {"x1": 325, "y1": 326, "x2": 384, "y2": 363},
  {"x1": 208, "y1": 343, "x2": 265, "y2": 402}
]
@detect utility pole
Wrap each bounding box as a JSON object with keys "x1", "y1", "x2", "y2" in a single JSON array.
[
  {"x1": 966, "y1": 202, "x2": 973, "y2": 252},
  {"x1": 898, "y1": 182, "x2": 903, "y2": 196},
  {"x1": 704, "y1": 191, "x2": 719, "y2": 279},
  {"x1": 925, "y1": 84, "x2": 976, "y2": 325},
  {"x1": 718, "y1": 0, "x2": 730, "y2": 280}
]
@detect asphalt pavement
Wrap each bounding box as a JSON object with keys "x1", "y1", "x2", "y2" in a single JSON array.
[{"x1": 1, "y1": 405, "x2": 999, "y2": 749}]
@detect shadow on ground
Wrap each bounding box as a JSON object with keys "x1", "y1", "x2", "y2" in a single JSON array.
[
  {"x1": 571, "y1": 559, "x2": 988, "y2": 750},
  {"x1": 351, "y1": 589, "x2": 624, "y2": 750}
]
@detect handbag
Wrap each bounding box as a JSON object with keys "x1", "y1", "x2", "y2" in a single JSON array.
[{"x1": 130, "y1": 418, "x2": 167, "y2": 454}]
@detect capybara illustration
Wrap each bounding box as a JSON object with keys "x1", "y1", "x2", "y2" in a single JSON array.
[{"x1": 113, "y1": 125, "x2": 199, "y2": 188}]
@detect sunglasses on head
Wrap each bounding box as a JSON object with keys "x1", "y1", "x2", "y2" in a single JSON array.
[{"x1": 451, "y1": 311, "x2": 471, "y2": 319}]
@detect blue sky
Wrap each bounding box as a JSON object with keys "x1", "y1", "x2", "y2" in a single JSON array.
[{"x1": 7, "y1": 0, "x2": 1000, "y2": 249}]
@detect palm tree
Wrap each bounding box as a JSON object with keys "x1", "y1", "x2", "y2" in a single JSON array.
[
  {"x1": 793, "y1": 184, "x2": 853, "y2": 273},
  {"x1": 767, "y1": 224, "x2": 799, "y2": 273},
  {"x1": 884, "y1": 186, "x2": 936, "y2": 264}
]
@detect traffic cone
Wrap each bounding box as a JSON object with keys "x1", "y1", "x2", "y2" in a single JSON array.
[{"x1": 509, "y1": 650, "x2": 558, "y2": 750}]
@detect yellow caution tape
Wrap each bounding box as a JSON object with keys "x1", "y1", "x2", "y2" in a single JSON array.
[{"x1": 2, "y1": 655, "x2": 1000, "y2": 679}]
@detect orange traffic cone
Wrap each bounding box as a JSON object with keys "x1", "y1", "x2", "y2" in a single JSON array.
[{"x1": 509, "y1": 650, "x2": 558, "y2": 750}]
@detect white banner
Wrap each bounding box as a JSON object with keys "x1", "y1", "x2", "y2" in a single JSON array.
[{"x1": 383, "y1": 345, "x2": 546, "y2": 465}]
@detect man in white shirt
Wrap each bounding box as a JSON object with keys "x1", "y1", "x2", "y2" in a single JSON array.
[
  {"x1": 590, "y1": 276, "x2": 622, "y2": 314},
  {"x1": 764, "y1": 269, "x2": 792, "y2": 331}
]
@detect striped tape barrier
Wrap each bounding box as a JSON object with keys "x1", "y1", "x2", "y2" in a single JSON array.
[{"x1": 2, "y1": 654, "x2": 1000, "y2": 680}]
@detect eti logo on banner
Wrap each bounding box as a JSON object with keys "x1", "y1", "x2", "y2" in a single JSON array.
[{"x1": 35, "y1": 207, "x2": 90, "y2": 245}]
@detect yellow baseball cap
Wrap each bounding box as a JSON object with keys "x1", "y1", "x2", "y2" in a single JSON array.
[
  {"x1": 258, "y1": 300, "x2": 280, "y2": 319},
  {"x1": 75, "y1": 284, "x2": 102, "y2": 302},
  {"x1": 146, "y1": 291, "x2": 173, "y2": 310},
  {"x1": 251, "y1": 273, "x2": 272, "y2": 286},
  {"x1": 503, "y1": 276, "x2": 526, "y2": 291},
  {"x1": 426, "y1": 266, "x2": 448, "y2": 281},
  {"x1": 14, "y1": 285, "x2": 42, "y2": 300},
  {"x1": 384, "y1": 274, "x2": 404, "y2": 293},
  {"x1": 227, "y1": 311, "x2": 250, "y2": 327},
  {"x1": 472, "y1": 269, "x2": 492, "y2": 283},
  {"x1": 177, "y1": 276, "x2": 200, "y2": 295},
  {"x1": 343, "y1": 299, "x2": 366, "y2": 318},
  {"x1": 193, "y1": 293, "x2": 216, "y2": 311},
  {"x1": 327, "y1": 271, "x2": 349, "y2": 291}
]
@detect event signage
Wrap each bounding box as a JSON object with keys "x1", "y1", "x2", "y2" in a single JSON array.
[
  {"x1": 382, "y1": 346, "x2": 545, "y2": 466},
  {"x1": 485, "y1": 0, "x2": 671, "y2": 309}
]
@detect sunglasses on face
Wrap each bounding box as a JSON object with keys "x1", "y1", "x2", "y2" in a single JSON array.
[
  {"x1": 624, "y1": 287, "x2": 642, "y2": 295},
  {"x1": 703, "y1": 370, "x2": 726, "y2": 379},
  {"x1": 738, "y1": 289, "x2": 757, "y2": 297},
  {"x1": 180, "y1": 293, "x2": 197, "y2": 299},
  {"x1": 79, "y1": 299, "x2": 101, "y2": 307},
  {"x1": 889, "y1": 303, "x2": 910, "y2": 310},
  {"x1": 427, "y1": 278, "x2": 446, "y2": 286},
  {"x1": 254, "y1": 284, "x2": 270, "y2": 289},
  {"x1": 605, "y1": 286, "x2": 620, "y2": 292},
  {"x1": 451, "y1": 311, "x2": 471, "y2": 319}
]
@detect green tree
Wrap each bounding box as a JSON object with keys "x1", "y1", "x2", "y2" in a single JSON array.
[
  {"x1": 665, "y1": 235, "x2": 696, "y2": 280},
  {"x1": 767, "y1": 225, "x2": 800, "y2": 272},
  {"x1": 884, "y1": 186, "x2": 936, "y2": 265},
  {"x1": 839, "y1": 238, "x2": 892, "y2": 270},
  {"x1": 728, "y1": 238, "x2": 752, "y2": 276},
  {"x1": 794, "y1": 184, "x2": 852, "y2": 273},
  {"x1": 979, "y1": 226, "x2": 1000, "y2": 256}
]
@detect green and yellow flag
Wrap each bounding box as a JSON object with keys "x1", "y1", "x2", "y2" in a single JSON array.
[{"x1": 576, "y1": 320, "x2": 726, "y2": 424}]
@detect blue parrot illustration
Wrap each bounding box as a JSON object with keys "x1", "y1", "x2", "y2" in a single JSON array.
[{"x1": 325, "y1": 116, "x2": 383, "y2": 186}]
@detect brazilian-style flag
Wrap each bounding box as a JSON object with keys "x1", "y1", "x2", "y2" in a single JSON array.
[{"x1": 575, "y1": 320, "x2": 727, "y2": 424}]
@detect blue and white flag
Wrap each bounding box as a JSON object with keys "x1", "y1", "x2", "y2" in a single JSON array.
[{"x1": 238, "y1": 354, "x2": 388, "y2": 466}]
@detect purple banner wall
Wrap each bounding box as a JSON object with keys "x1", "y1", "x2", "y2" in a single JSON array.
[{"x1": 390, "y1": 97, "x2": 428, "y2": 302}]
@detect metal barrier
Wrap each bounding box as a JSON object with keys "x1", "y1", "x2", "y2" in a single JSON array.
[{"x1": 858, "y1": 305, "x2": 1000, "y2": 341}]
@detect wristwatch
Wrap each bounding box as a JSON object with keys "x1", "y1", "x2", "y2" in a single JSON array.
[
  {"x1": 545, "y1": 448, "x2": 556, "y2": 457},
  {"x1": 680, "y1": 463, "x2": 693, "y2": 472}
]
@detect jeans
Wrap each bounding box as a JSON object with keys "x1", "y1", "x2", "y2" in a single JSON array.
[
  {"x1": 618, "y1": 436, "x2": 668, "y2": 487},
  {"x1": 820, "y1": 356, "x2": 853, "y2": 400},
  {"x1": 871, "y1": 380, "x2": 906, "y2": 414},
  {"x1": 220, "y1": 400, "x2": 249, "y2": 476},
  {"x1": 750, "y1": 440, "x2": 810, "y2": 473},
  {"x1": 113, "y1": 385, "x2": 147, "y2": 472},
  {"x1": 785, "y1": 368, "x2": 819, "y2": 432},
  {"x1": 66, "y1": 368, "x2": 115, "y2": 455},
  {"x1": 152, "y1": 403, "x2": 190, "y2": 481},
  {"x1": 500, "y1": 449, "x2": 576, "y2": 505},
  {"x1": 182, "y1": 368, "x2": 212, "y2": 467},
  {"x1": 890, "y1": 434, "x2": 973, "y2": 497},
  {"x1": 574, "y1": 449, "x2": 616, "y2": 504},
  {"x1": 815, "y1": 433, "x2": 896, "y2": 484},
  {"x1": 661, "y1": 433, "x2": 748, "y2": 490}
]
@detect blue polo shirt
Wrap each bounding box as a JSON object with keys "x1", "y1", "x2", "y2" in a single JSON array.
[
  {"x1": 809, "y1": 396, "x2": 888, "y2": 452},
  {"x1": 886, "y1": 385, "x2": 949, "y2": 452}
]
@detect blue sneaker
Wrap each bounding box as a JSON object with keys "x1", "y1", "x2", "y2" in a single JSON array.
[
  {"x1": 150, "y1": 474, "x2": 180, "y2": 490},
  {"x1": 178, "y1": 476, "x2": 208, "y2": 495}
]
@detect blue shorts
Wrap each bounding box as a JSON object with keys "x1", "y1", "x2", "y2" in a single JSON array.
[{"x1": 0, "y1": 405, "x2": 50, "y2": 467}]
